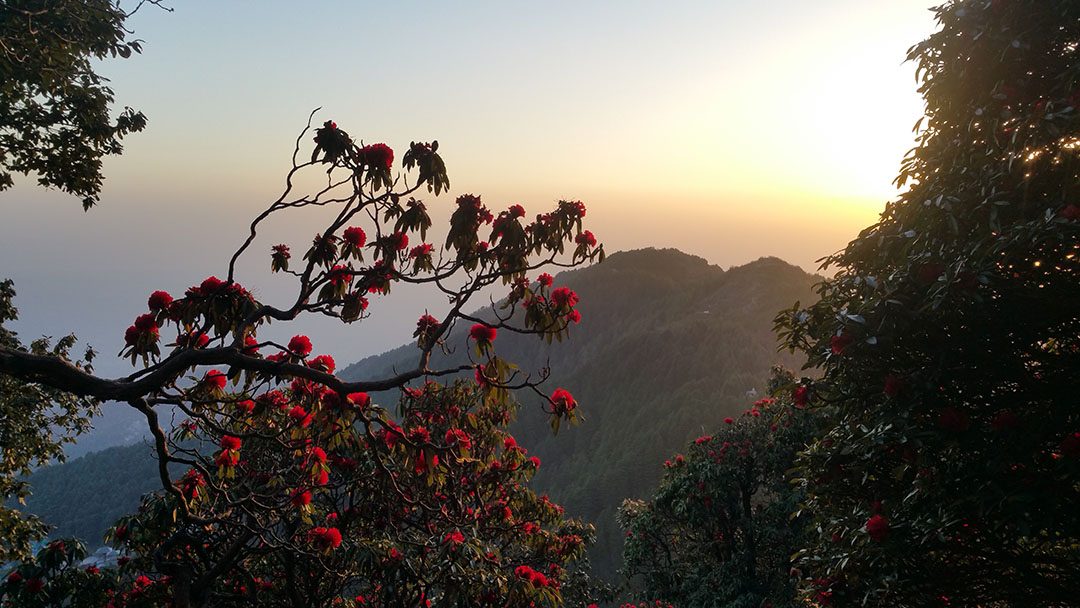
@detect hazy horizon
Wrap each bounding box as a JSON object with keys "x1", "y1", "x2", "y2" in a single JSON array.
[{"x1": 1, "y1": 1, "x2": 937, "y2": 376}]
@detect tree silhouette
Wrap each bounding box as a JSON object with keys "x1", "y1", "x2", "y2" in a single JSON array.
[
  {"x1": 0, "y1": 113, "x2": 606, "y2": 607},
  {"x1": 776, "y1": 1, "x2": 1080, "y2": 605}
]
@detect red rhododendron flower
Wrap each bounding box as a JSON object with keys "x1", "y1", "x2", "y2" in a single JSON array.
[
  {"x1": 215, "y1": 450, "x2": 238, "y2": 466},
  {"x1": 199, "y1": 276, "x2": 225, "y2": 295},
  {"x1": 509, "y1": 204, "x2": 526, "y2": 218},
  {"x1": 343, "y1": 226, "x2": 366, "y2": 248},
  {"x1": 7, "y1": 572, "x2": 21, "y2": 584},
  {"x1": 575, "y1": 230, "x2": 597, "y2": 247},
  {"x1": 537, "y1": 273, "x2": 553, "y2": 287},
  {"x1": 566, "y1": 309, "x2": 582, "y2": 324},
  {"x1": 830, "y1": 333, "x2": 854, "y2": 355},
  {"x1": 409, "y1": 243, "x2": 434, "y2": 258},
  {"x1": 327, "y1": 264, "x2": 351, "y2": 287},
  {"x1": 348, "y1": 392, "x2": 370, "y2": 409},
  {"x1": 529, "y1": 456, "x2": 541, "y2": 468},
  {"x1": 793, "y1": 385, "x2": 809, "y2": 408},
  {"x1": 204, "y1": 369, "x2": 227, "y2": 390},
  {"x1": 551, "y1": 388, "x2": 576, "y2": 414},
  {"x1": 288, "y1": 335, "x2": 313, "y2": 356},
  {"x1": 445, "y1": 428, "x2": 472, "y2": 450},
  {"x1": 724, "y1": 417, "x2": 734, "y2": 424},
  {"x1": 416, "y1": 314, "x2": 439, "y2": 334},
  {"x1": 307, "y1": 354, "x2": 336, "y2": 374},
  {"x1": 308, "y1": 526, "x2": 343, "y2": 551},
  {"x1": 243, "y1": 335, "x2": 261, "y2": 356},
  {"x1": 550, "y1": 287, "x2": 579, "y2": 309},
  {"x1": 290, "y1": 489, "x2": 312, "y2": 508},
  {"x1": 359, "y1": 143, "x2": 394, "y2": 171},
  {"x1": 443, "y1": 530, "x2": 465, "y2": 545},
  {"x1": 220, "y1": 435, "x2": 242, "y2": 450},
  {"x1": 866, "y1": 514, "x2": 890, "y2": 541},
  {"x1": 288, "y1": 406, "x2": 311, "y2": 427},
  {"x1": 148, "y1": 290, "x2": 173, "y2": 311},
  {"x1": 469, "y1": 323, "x2": 497, "y2": 343},
  {"x1": 25, "y1": 578, "x2": 43, "y2": 594},
  {"x1": 235, "y1": 399, "x2": 255, "y2": 414},
  {"x1": 134, "y1": 313, "x2": 156, "y2": 331}
]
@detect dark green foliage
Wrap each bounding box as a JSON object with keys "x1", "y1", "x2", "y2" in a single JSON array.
[
  {"x1": 620, "y1": 368, "x2": 818, "y2": 608},
  {"x1": 0, "y1": 280, "x2": 98, "y2": 561},
  {"x1": 774, "y1": 2, "x2": 1080, "y2": 606},
  {"x1": 0, "y1": 0, "x2": 153, "y2": 209}
]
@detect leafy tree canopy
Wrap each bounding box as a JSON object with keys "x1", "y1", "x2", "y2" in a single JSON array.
[
  {"x1": 775, "y1": 1, "x2": 1080, "y2": 605},
  {"x1": 0, "y1": 0, "x2": 163, "y2": 209}
]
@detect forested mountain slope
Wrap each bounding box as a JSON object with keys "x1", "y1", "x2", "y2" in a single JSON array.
[
  {"x1": 341, "y1": 248, "x2": 818, "y2": 576},
  {"x1": 20, "y1": 248, "x2": 818, "y2": 578}
]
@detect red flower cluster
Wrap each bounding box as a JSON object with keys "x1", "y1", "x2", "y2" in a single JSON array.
[
  {"x1": 550, "y1": 388, "x2": 576, "y2": 415},
  {"x1": 204, "y1": 369, "x2": 227, "y2": 390},
  {"x1": 148, "y1": 290, "x2": 173, "y2": 311},
  {"x1": 537, "y1": 273, "x2": 553, "y2": 287},
  {"x1": 220, "y1": 435, "x2": 242, "y2": 450},
  {"x1": 575, "y1": 230, "x2": 597, "y2": 247},
  {"x1": 409, "y1": 243, "x2": 433, "y2": 258},
  {"x1": 550, "y1": 287, "x2": 579, "y2": 309},
  {"x1": 307, "y1": 354, "x2": 335, "y2": 374},
  {"x1": 513, "y1": 565, "x2": 552, "y2": 588},
  {"x1": 469, "y1": 323, "x2": 497, "y2": 344},
  {"x1": 444, "y1": 428, "x2": 472, "y2": 451},
  {"x1": 177, "y1": 469, "x2": 205, "y2": 500},
  {"x1": 290, "y1": 489, "x2": 312, "y2": 508},
  {"x1": 560, "y1": 199, "x2": 587, "y2": 218},
  {"x1": 830, "y1": 333, "x2": 853, "y2": 355},
  {"x1": 866, "y1": 514, "x2": 890, "y2": 541},
  {"x1": 288, "y1": 335, "x2": 313, "y2": 356},
  {"x1": 508, "y1": 204, "x2": 526, "y2": 218},
  {"x1": 343, "y1": 226, "x2": 366, "y2": 248},
  {"x1": 308, "y1": 526, "x2": 343, "y2": 551},
  {"x1": 358, "y1": 143, "x2": 394, "y2": 171},
  {"x1": 124, "y1": 313, "x2": 160, "y2": 347},
  {"x1": 443, "y1": 530, "x2": 465, "y2": 546},
  {"x1": 348, "y1": 392, "x2": 370, "y2": 409}
]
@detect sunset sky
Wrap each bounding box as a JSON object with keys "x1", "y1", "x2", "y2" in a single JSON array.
[{"x1": 1, "y1": 1, "x2": 938, "y2": 374}]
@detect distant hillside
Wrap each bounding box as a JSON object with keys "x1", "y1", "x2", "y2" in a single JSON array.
[
  {"x1": 341, "y1": 248, "x2": 819, "y2": 578},
  {"x1": 20, "y1": 248, "x2": 818, "y2": 578},
  {"x1": 17, "y1": 442, "x2": 175, "y2": 545}
]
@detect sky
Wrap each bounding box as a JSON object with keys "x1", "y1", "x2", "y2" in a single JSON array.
[{"x1": 1, "y1": 0, "x2": 939, "y2": 377}]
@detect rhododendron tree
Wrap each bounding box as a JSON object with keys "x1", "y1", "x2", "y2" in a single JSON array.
[
  {"x1": 620, "y1": 368, "x2": 818, "y2": 608},
  {"x1": 775, "y1": 2, "x2": 1080, "y2": 605},
  {"x1": 0, "y1": 114, "x2": 604, "y2": 607}
]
